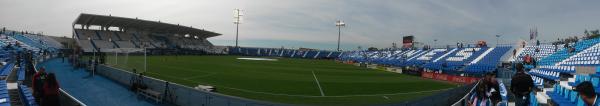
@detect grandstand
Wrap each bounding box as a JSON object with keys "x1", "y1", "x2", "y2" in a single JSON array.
[
  {"x1": 505, "y1": 37, "x2": 600, "y2": 106},
  {"x1": 340, "y1": 46, "x2": 512, "y2": 75},
  {"x1": 0, "y1": 29, "x2": 71, "y2": 106},
  {"x1": 72, "y1": 13, "x2": 220, "y2": 53},
  {"x1": 338, "y1": 35, "x2": 600, "y2": 105},
  {"x1": 1, "y1": 11, "x2": 597, "y2": 106}
]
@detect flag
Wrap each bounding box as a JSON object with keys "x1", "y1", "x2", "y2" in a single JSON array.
[{"x1": 530, "y1": 28, "x2": 538, "y2": 40}]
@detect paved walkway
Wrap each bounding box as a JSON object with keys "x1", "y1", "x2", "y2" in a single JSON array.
[{"x1": 38, "y1": 58, "x2": 155, "y2": 106}]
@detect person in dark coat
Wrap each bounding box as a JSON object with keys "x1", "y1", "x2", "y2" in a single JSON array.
[
  {"x1": 511, "y1": 63, "x2": 534, "y2": 106},
  {"x1": 32, "y1": 67, "x2": 48, "y2": 103},
  {"x1": 575, "y1": 81, "x2": 599, "y2": 106},
  {"x1": 41, "y1": 73, "x2": 60, "y2": 106}
]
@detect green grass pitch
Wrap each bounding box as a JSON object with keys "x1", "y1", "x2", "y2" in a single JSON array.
[{"x1": 102, "y1": 55, "x2": 457, "y2": 105}]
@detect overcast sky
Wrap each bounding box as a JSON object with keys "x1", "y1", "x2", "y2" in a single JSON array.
[{"x1": 1, "y1": 0, "x2": 599, "y2": 50}]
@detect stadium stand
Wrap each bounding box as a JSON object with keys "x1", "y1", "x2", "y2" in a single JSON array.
[
  {"x1": 464, "y1": 46, "x2": 512, "y2": 73},
  {"x1": 18, "y1": 84, "x2": 37, "y2": 106},
  {"x1": 514, "y1": 36, "x2": 600, "y2": 106},
  {"x1": 424, "y1": 48, "x2": 488, "y2": 71},
  {"x1": 229, "y1": 47, "x2": 342, "y2": 59},
  {"x1": 72, "y1": 13, "x2": 221, "y2": 54},
  {"x1": 515, "y1": 44, "x2": 562, "y2": 62},
  {"x1": 0, "y1": 81, "x2": 9, "y2": 106},
  {"x1": 338, "y1": 46, "x2": 514, "y2": 75},
  {"x1": 558, "y1": 43, "x2": 600, "y2": 66}
]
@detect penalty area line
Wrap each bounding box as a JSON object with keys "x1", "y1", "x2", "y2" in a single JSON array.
[{"x1": 312, "y1": 70, "x2": 325, "y2": 96}]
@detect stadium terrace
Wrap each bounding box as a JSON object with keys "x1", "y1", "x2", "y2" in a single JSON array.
[{"x1": 0, "y1": 8, "x2": 599, "y2": 106}]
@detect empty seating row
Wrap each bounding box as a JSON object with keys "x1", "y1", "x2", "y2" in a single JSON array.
[
  {"x1": 424, "y1": 48, "x2": 488, "y2": 72},
  {"x1": 538, "y1": 37, "x2": 600, "y2": 66},
  {"x1": 0, "y1": 34, "x2": 40, "y2": 52},
  {"x1": 75, "y1": 29, "x2": 100, "y2": 40},
  {"x1": 18, "y1": 84, "x2": 37, "y2": 106},
  {"x1": 532, "y1": 76, "x2": 544, "y2": 88},
  {"x1": 22, "y1": 34, "x2": 62, "y2": 49},
  {"x1": 568, "y1": 75, "x2": 592, "y2": 87},
  {"x1": 11, "y1": 34, "x2": 44, "y2": 49},
  {"x1": 546, "y1": 84, "x2": 584, "y2": 106},
  {"x1": 0, "y1": 63, "x2": 14, "y2": 76},
  {"x1": 559, "y1": 43, "x2": 600, "y2": 66},
  {"x1": 516, "y1": 44, "x2": 561, "y2": 62},
  {"x1": 231, "y1": 47, "x2": 343, "y2": 59},
  {"x1": 339, "y1": 47, "x2": 510, "y2": 74},
  {"x1": 464, "y1": 46, "x2": 512, "y2": 73},
  {"x1": 0, "y1": 81, "x2": 9, "y2": 106},
  {"x1": 17, "y1": 62, "x2": 25, "y2": 81},
  {"x1": 538, "y1": 65, "x2": 576, "y2": 73},
  {"x1": 529, "y1": 69, "x2": 560, "y2": 81}
]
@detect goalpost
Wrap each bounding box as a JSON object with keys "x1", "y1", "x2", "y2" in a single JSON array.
[{"x1": 103, "y1": 48, "x2": 145, "y2": 72}]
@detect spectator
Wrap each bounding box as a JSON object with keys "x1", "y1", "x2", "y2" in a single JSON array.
[
  {"x1": 456, "y1": 43, "x2": 460, "y2": 48},
  {"x1": 511, "y1": 63, "x2": 534, "y2": 106},
  {"x1": 32, "y1": 67, "x2": 48, "y2": 103},
  {"x1": 512, "y1": 49, "x2": 517, "y2": 59},
  {"x1": 532, "y1": 58, "x2": 537, "y2": 68},
  {"x1": 59, "y1": 51, "x2": 64, "y2": 63},
  {"x1": 41, "y1": 73, "x2": 60, "y2": 106},
  {"x1": 523, "y1": 54, "x2": 531, "y2": 64},
  {"x1": 87, "y1": 57, "x2": 92, "y2": 69},
  {"x1": 574, "y1": 81, "x2": 599, "y2": 106},
  {"x1": 469, "y1": 80, "x2": 492, "y2": 106},
  {"x1": 484, "y1": 72, "x2": 501, "y2": 104}
]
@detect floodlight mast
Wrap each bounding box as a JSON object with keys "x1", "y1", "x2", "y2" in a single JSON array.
[
  {"x1": 496, "y1": 35, "x2": 501, "y2": 47},
  {"x1": 234, "y1": 9, "x2": 243, "y2": 48},
  {"x1": 336, "y1": 20, "x2": 345, "y2": 51}
]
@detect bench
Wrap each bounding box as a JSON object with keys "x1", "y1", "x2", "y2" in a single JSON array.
[{"x1": 137, "y1": 88, "x2": 162, "y2": 103}]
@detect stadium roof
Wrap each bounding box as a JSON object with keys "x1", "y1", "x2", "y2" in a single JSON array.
[{"x1": 73, "y1": 13, "x2": 220, "y2": 38}]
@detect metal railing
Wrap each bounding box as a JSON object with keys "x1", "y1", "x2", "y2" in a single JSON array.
[
  {"x1": 59, "y1": 89, "x2": 87, "y2": 106},
  {"x1": 37, "y1": 56, "x2": 87, "y2": 106},
  {"x1": 452, "y1": 81, "x2": 480, "y2": 106}
]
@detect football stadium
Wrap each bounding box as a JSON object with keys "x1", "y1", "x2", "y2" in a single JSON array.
[{"x1": 1, "y1": 0, "x2": 600, "y2": 106}]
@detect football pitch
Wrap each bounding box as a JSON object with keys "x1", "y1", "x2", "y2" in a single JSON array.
[{"x1": 102, "y1": 55, "x2": 457, "y2": 105}]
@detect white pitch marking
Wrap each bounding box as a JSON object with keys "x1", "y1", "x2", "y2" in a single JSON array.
[{"x1": 312, "y1": 71, "x2": 325, "y2": 96}]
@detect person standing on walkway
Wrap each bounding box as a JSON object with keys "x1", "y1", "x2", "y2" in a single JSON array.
[
  {"x1": 511, "y1": 63, "x2": 534, "y2": 106},
  {"x1": 42, "y1": 73, "x2": 60, "y2": 106},
  {"x1": 32, "y1": 67, "x2": 48, "y2": 103}
]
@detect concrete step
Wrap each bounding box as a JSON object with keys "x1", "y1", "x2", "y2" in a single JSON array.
[{"x1": 9, "y1": 89, "x2": 22, "y2": 106}]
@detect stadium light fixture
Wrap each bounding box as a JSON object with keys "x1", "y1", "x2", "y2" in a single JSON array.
[
  {"x1": 434, "y1": 39, "x2": 438, "y2": 48},
  {"x1": 336, "y1": 20, "x2": 345, "y2": 51},
  {"x1": 496, "y1": 35, "x2": 501, "y2": 46},
  {"x1": 234, "y1": 9, "x2": 244, "y2": 48}
]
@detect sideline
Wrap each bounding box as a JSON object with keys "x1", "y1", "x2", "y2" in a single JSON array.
[{"x1": 312, "y1": 71, "x2": 325, "y2": 96}]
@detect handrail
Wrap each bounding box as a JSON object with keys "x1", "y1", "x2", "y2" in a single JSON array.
[
  {"x1": 60, "y1": 88, "x2": 87, "y2": 106},
  {"x1": 35, "y1": 57, "x2": 87, "y2": 106},
  {"x1": 451, "y1": 80, "x2": 480, "y2": 106}
]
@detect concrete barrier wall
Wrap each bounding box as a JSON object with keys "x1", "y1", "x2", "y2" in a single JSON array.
[{"x1": 96, "y1": 65, "x2": 281, "y2": 106}]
